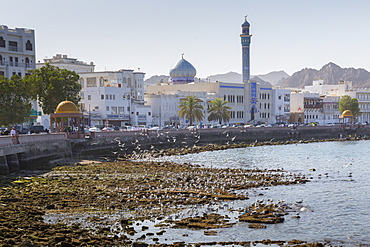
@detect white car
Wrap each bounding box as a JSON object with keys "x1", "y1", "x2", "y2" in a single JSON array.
[{"x1": 88, "y1": 127, "x2": 101, "y2": 132}]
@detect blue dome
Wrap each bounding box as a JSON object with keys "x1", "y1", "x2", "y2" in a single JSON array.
[
  {"x1": 169, "y1": 57, "x2": 196, "y2": 84},
  {"x1": 170, "y1": 58, "x2": 196, "y2": 77}
]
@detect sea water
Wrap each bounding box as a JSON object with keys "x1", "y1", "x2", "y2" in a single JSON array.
[{"x1": 148, "y1": 140, "x2": 370, "y2": 245}]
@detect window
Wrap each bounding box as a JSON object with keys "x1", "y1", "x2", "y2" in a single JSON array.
[
  {"x1": 106, "y1": 94, "x2": 109, "y2": 99},
  {"x1": 15, "y1": 57, "x2": 18, "y2": 67},
  {"x1": 8, "y1": 41, "x2": 17, "y2": 51},
  {"x1": 106, "y1": 106, "x2": 109, "y2": 111},
  {"x1": 111, "y1": 106, "x2": 117, "y2": 114},
  {"x1": 86, "y1": 77, "x2": 97, "y2": 87},
  {"x1": 110, "y1": 95, "x2": 112, "y2": 100},
  {"x1": 0, "y1": 71, "x2": 4, "y2": 76},
  {"x1": 88, "y1": 95, "x2": 91, "y2": 100},
  {"x1": 0, "y1": 37, "x2": 5, "y2": 47},
  {"x1": 25, "y1": 40, "x2": 33, "y2": 51},
  {"x1": 148, "y1": 112, "x2": 151, "y2": 116},
  {"x1": 9, "y1": 57, "x2": 13, "y2": 66},
  {"x1": 278, "y1": 94, "x2": 282, "y2": 100},
  {"x1": 100, "y1": 77, "x2": 104, "y2": 87},
  {"x1": 101, "y1": 95, "x2": 104, "y2": 100},
  {"x1": 18, "y1": 72, "x2": 21, "y2": 76},
  {"x1": 118, "y1": 107, "x2": 124, "y2": 114},
  {"x1": 25, "y1": 57, "x2": 30, "y2": 68}
]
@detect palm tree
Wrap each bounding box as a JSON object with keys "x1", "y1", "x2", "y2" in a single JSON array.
[
  {"x1": 178, "y1": 96, "x2": 204, "y2": 126},
  {"x1": 207, "y1": 98, "x2": 231, "y2": 125}
]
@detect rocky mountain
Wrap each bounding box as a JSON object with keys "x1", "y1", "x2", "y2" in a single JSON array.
[
  {"x1": 144, "y1": 75, "x2": 170, "y2": 86},
  {"x1": 277, "y1": 62, "x2": 370, "y2": 88},
  {"x1": 254, "y1": 71, "x2": 289, "y2": 85},
  {"x1": 206, "y1": 71, "x2": 241, "y2": 83}
]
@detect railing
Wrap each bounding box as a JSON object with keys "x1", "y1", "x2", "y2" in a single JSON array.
[
  {"x1": 9, "y1": 46, "x2": 21, "y2": 52},
  {"x1": 304, "y1": 104, "x2": 323, "y2": 109},
  {"x1": 0, "y1": 61, "x2": 34, "y2": 68}
]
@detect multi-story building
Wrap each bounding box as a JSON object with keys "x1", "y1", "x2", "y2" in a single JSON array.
[
  {"x1": 0, "y1": 25, "x2": 39, "y2": 126},
  {"x1": 272, "y1": 88, "x2": 291, "y2": 123},
  {"x1": 78, "y1": 70, "x2": 151, "y2": 127},
  {"x1": 36, "y1": 54, "x2": 94, "y2": 73},
  {"x1": 37, "y1": 55, "x2": 151, "y2": 127},
  {"x1": 0, "y1": 25, "x2": 36, "y2": 78}
]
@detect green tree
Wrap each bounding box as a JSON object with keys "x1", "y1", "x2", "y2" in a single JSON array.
[
  {"x1": 207, "y1": 98, "x2": 231, "y2": 124},
  {"x1": 0, "y1": 75, "x2": 34, "y2": 126},
  {"x1": 178, "y1": 96, "x2": 204, "y2": 126},
  {"x1": 338, "y1": 95, "x2": 360, "y2": 117},
  {"x1": 26, "y1": 63, "x2": 81, "y2": 114}
]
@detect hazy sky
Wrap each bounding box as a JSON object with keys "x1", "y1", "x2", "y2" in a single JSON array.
[{"x1": 3, "y1": 0, "x2": 370, "y2": 79}]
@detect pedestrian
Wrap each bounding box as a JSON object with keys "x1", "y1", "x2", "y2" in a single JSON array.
[{"x1": 10, "y1": 127, "x2": 17, "y2": 136}]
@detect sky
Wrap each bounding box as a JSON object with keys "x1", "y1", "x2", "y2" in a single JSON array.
[{"x1": 3, "y1": 0, "x2": 370, "y2": 79}]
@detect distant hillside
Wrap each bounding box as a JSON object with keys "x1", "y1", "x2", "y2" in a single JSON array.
[
  {"x1": 251, "y1": 76, "x2": 273, "y2": 88},
  {"x1": 206, "y1": 70, "x2": 288, "y2": 84},
  {"x1": 254, "y1": 71, "x2": 289, "y2": 85},
  {"x1": 277, "y1": 62, "x2": 370, "y2": 88},
  {"x1": 206, "y1": 71, "x2": 241, "y2": 83},
  {"x1": 145, "y1": 75, "x2": 170, "y2": 86}
]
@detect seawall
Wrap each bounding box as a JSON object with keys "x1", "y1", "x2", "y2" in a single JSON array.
[{"x1": 1, "y1": 126, "x2": 368, "y2": 175}]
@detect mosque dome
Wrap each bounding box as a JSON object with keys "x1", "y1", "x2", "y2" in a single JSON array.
[
  {"x1": 341, "y1": 110, "x2": 353, "y2": 117},
  {"x1": 55, "y1": 101, "x2": 79, "y2": 113},
  {"x1": 169, "y1": 56, "x2": 196, "y2": 84}
]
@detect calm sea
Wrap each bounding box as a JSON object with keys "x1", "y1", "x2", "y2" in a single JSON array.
[{"x1": 146, "y1": 140, "x2": 370, "y2": 245}]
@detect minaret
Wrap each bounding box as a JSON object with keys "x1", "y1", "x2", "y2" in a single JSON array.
[{"x1": 240, "y1": 15, "x2": 252, "y2": 83}]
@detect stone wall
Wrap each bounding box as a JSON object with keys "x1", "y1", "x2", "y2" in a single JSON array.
[{"x1": 0, "y1": 134, "x2": 71, "y2": 175}]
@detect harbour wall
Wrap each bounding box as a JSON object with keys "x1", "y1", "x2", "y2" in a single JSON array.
[
  {"x1": 0, "y1": 133, "x2": 71, "y2": 175},
  {"x1": 1, "y1": 126, "x2": 369, "y2": 175}
]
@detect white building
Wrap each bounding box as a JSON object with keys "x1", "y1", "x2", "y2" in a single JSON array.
[
  {"x1": 303, "y1": 80, "x2": 370, "y2": 124},
  {"x1": 146, "y1": 91, "x2": 213, "y2": 127},
  {"x1": 36, "y1": 54, "x2": 94, "y2": 73},
  {"x1": 0, "y1": 25, "x2": 36, "y2": 78},
  {"x1": 0, "y1": 25, "x2": 38, "y2": 126},
  {"x1": 272, "y1": 88, "x2": 291, "y2": 123},
  {"x1": 37, "y1": 55, "x2": 152, "y2": 127},
  {"x1": 79, "y1": 70, "x2": 151, "y2": 127}
]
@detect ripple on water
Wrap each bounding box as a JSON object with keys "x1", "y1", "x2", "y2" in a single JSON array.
[{"x1": 144, "y1": 140, "x2": 370, "y2": 244}]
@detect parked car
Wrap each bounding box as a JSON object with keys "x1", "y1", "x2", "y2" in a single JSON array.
[
  {"x1": 88, "y1": 127, "x2": 101, "y2": 132},
  {"x1": 29, "y1": 125, "x2": 44, "y2": 133}
]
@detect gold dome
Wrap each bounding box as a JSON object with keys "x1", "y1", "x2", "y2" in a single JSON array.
[
  {"x1": 341, "y1": 110, "x2": 353, "y2": 117},
  {"x1": 55, "y1": 101, "x2": 79, "y2": 113}
]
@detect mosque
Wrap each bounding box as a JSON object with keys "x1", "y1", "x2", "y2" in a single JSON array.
[{"x1": 145, "y1": 16, "x2": 276, "y2": 127}]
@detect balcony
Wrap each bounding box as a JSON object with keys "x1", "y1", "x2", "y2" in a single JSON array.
[
  {"x1": 9, "y1": 46, "x2": 21, "y2": 52},
  {"x1": 304, "y1": 103, "x2": 323, "y2": 109},
  {"x1": 0, "y1": 61, "x2": 34, "y2": 68}
]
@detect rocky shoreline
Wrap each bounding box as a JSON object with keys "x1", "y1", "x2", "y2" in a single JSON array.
[{"x1": 0, "y1": 139, "x2": 355, "y2": 246}]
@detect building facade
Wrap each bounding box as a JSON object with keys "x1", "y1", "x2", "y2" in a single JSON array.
[
  {"x1": 78, "y1": 70, "x2": 151, "y2": 127},
  {"x1": 0, "y1": 25, "x2": 36, "y2": 78},
  {"x1": 0, "y1": 25, "x2": 39, "y2": 126},
  {"x1": 36, "y1": 54, "x2": 94, "y2": 73}
]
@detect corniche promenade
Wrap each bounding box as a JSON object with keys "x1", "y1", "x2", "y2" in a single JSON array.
[{"x1": 0, "y1": 125, "x2": 369, "y2": 175}]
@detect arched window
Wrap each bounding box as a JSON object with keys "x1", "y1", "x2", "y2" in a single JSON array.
[
  {"x1": 123, "y1": 77, "x2": 127, "y2": 84},
  {"x1": 25, "y1": 57, "x2": 30, "y2": 68},
  {"x1": 128, "y1": 77, "x2": 132, "y2": 86},
  {"x1": 26, "y1": 40, "x2": 33, "y2": 51},
  {"x1": 79, "y1": 78, "x2": 84, "y2": 88},
  {"x1": 0, "y1": 37, "x2": 5, "y2": 47}
]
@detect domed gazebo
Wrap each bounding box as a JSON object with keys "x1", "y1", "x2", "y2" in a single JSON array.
[
  {"x1": 339, "y1": 110, "x2": 356, "y2": 129},
  {"x1": 50, "y1": 101, "x2": 85, "y2": 139}
]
